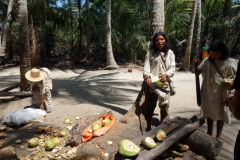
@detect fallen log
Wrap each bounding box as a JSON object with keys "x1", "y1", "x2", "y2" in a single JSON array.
[
  {"x1": 135, "y1": 118, "x2": 205, "y2": 160},
  {"x1": 0, "y1": 91, "x2": 32, "y2": 97},
  {"x1": 0, "y1": 83, "x2": 19, "y2": 93},
  {"x1": 74, "y1": 82, "x2": 160, "y2": 159},
  {"x1": 182, "y1": 129, "x2": 223, "y2": 159}
]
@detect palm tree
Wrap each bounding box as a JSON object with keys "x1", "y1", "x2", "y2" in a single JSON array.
[
  {"x1": 83, "y1": 0, "x2": 91, "y2": 61},
  {"x1": 151, "y1": 0, "x2": 165, "y2": 36},
  {"x1": 180, "y1": 0, "x2": 197, "y2": 70},
  {"x1": 106, "y1": 0, "x2": 119, "y2": 69},
  {"x1": 19, "y1": 0, "x2": 31, "y2": 91},
  {"x1": 0, "y1": 0, "x2": 14, "y2": 57},
  {"x1": 192, "y1": 0, "x2": 201, "y2": 58}
]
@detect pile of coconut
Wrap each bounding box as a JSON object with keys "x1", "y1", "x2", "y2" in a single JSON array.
[{"x1": 118, "y1": 129, "x2": 191, "y2": 160}]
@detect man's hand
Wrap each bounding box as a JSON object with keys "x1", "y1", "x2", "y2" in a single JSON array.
[
  {"x1": 219, "y1": 94, "x2": 234, "y2": 107},
  {"x1": 145, "y1": 77, "x2": 152, "y2": 86},
  {"x1": 39, "y1": 103, "x2": 45, "y2": 111},
  {"x1": 192, "y1": 56, "x2": 200, "y2": 65},
  {"x1": 159, "y1": 74, "x2": 167, "y2": 82}
]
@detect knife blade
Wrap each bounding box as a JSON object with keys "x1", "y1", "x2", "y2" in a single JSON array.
[
  {"x1": 195, "y1": 64, "x2": 201, "y2": 106},
  {"x1": 150, "y1": 83, "x2": 168, "y2": 93}
]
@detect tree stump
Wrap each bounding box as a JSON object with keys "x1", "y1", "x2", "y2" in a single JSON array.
[{"x1": 67, "y1": 81, "x2": 160, "y2": 159}]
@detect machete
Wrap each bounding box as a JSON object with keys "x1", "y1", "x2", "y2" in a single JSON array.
[{"x1": 195, "y1": 63, "x2": 201, "y2": 106}]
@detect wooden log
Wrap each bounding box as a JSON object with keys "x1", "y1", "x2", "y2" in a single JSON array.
[
  {"x1": 182, "y1": 129, "x2": 223, "y2": 159},
  {"x1": 0, "y1": 91, "x2": 32, "y2": 97},
  {"x1": 135, "y1": 118, "x2": 205, "y2": 160},
  {"x1": 0, "y1": 83, "x2": 19, "y2": 93}
]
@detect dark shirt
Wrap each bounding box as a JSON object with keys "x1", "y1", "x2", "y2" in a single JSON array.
[{"x1": 233, "y1": 61, "x2": 240, "y2": 91}]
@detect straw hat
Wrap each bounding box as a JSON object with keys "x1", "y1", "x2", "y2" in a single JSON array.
[{"x1": 25, "y1": 69, "x2": 44, "y2": 82}]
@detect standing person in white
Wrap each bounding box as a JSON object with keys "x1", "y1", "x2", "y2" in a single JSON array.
[
  {"x1": 143, "y1": 31, "x2": 175, "y2": 124},
  {"x1": 25, "y1": 68, "x2": 53, "y2": 113}
]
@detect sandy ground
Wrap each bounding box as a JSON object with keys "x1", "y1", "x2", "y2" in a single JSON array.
[{"x1": 0, "y1": 65, "x2": 239, "y2": 160}]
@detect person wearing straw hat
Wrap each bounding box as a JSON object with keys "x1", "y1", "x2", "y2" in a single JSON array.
[{"x1": 25, "y1": 67, "x2": 52, "y2": 113}]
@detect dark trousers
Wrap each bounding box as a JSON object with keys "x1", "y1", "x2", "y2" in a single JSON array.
[{"x1": 235, "y1": 130, "x2": 240, "y2": 160}]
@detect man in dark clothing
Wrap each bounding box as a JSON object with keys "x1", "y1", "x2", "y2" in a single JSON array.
[{"x1": 225, "y1": 61, "x2": 240, "y2": 160}]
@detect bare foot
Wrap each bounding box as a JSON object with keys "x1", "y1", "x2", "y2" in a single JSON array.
[{"x1": 161, "y1": 115, "x2": 170, "y2": 125}]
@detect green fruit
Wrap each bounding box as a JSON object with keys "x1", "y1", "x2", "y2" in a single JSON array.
[
  {"x1": 155, "y1": 129, "x2": 166, "y2": 141},
  {"x1": 118, "y1": 139, "x2": 140, "y2": 157},
  {"x1": 28, "y1": 138, "x2": 39, "y2": 148},
  {"x1": 220, "y1": 78, "x2": 234, "y2": 89},
  {"x1": 159, "y1": 150, "x2": 169, "y2": 158},
  {"x1": 0, "y1": 132, "x2": 7, "y2": 139},
  {"x1": 59, "y1": 130, "x2": 67, "y2": 137},
  {"x1": 176, "y1": 143, "x2": 189, "y2": 152},
  {"x1": 141, "y1": 137, "x2": 156, "y2": 149},
  {"x1": 152, "y1": 79, "x2": 165, "y2": 87},
  {"x1": 45, "y1": 140, "x2": 55, "y2": 151},
  {"x1": 64, "y1": 118, "x2": 72, "y2": 124},
  {"x1": 102, "y1": 118, "x2": 111, "y2": 126},
  {"x1": 92, "y1": 122, "x2": 102, "y2": 132},
  {"x1": 50, "y1": 137, "x2": 59, "y2": 146},
  {"x1": 169, "y1": 150, "x2": 184, "y2": 158}
]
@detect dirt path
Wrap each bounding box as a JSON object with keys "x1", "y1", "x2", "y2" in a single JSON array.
[{"x1": 0, "y1": 66, "x2": 238, "y2": 159}]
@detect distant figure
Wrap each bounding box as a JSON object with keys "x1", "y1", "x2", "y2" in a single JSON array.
[
  {"x1": 192, "y1": 39, "x2": 237, "y2": 139},
  {"x1": 222, "y1": 60, "x2": 240, "y2": 160},
  {"x1": 143, "y1": 31, "x2": 175, "y2": 124},
  {"x1": 25, "y1": 68, "x2": 52, "y2": 113}
]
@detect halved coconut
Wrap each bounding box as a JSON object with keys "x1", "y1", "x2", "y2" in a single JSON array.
[
  {"x1": 0, "y1": 125, "x2": 6, "y2": 131},
  {"x1": 174, "y1": 158, "x2": 184, "y2": 160},
  {"x1": 28, "y1": 137, "x2": 39, "y2": 148},
  {"x1": 35, "y1": 126, "x2": 45, "y2": 133},
  {"x1": 102, "y1": 118, "x2": 111, "y2": 126},
  {"x1": 169, "y1": 150, "x2": 184, "y2": 158},
  {"x1": 159, "y1": 150, "x2": 169, "y2": 158},
  {"x1": 0, "y1": 141, "x2": 4, "y2": 148},
  {"x1": 221, "y1": 78, "x2": 234, "y2": 89},
  {"x1": 92, "y1": 122, "x2": 102, "y2": 132},
  {"x1": 86, "y1": 156, "x2": 101, "y2": 160},
  {"x1": 58, "y1": 130, "x2": 67, "y2": 137},
  {"x1": 155, "y1": 129, "x2": 166, "y2": 141},
  {"x1": 176, "y1": 143, "x2": 189, "y2": 152},
  {"x1": 0, "y1": 132, "x2": 7, "y2": 139},
  {"x1": 141, "y1": 137, "x2": 156, "y2": 149},
  {"x1": 44, "y1": 126, "x2": 52, "y2": 134},
  {"x1": 64, "y1": 118, "x2": 72, "y2": 124},
  {"x1": 118, "y1": 139, "x2": 140, "y2": 157},
  {"x1": 45, "y1": 140, "x2": 55, "y2": 151},
  {"x1": 50, "y1": 137, "x2": 59, "y2": 146}
]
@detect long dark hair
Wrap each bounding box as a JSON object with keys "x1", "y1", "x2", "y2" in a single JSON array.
[
  {"x1": 151, "y1": 31, "x2": 170, "y2": 56},
  {"x1": 208, "y1": 39, "x2": 229, "y2": 61}
]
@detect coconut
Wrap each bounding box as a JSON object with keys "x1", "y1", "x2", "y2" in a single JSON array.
[
  {"x1": 169, "y1": 150, "x2": 184, "y2": 158},
  {"x1": 176, "y1": 143, "x2": 189, "y2": 152},
  {"x1": 58, "y1": 130, "x2": 67, "y2": 137},
  {"x1": 86, "y1": 156, "x2": 101, "y2": 160},
  {"x1": 155, "y1": 129, "x2": 166, "y2": 141},
  {"x1": 152, "y1": 79, "x2": 165, "y2": 87},
  {"x1": 64, "y1": 118, "x2": 72, "y2": 124},
  {"x1": 44, "y1": 126, "x2": 52, "y2": 134},
  {"x1": 0, "y1": 132, "x2": 7, "y2": 139},
  {"x1": 0, "y1": 125, "x2": 6, "y2": 131},
  {"x1": 35, "y1": 126, "x2": 45, "y2": 133},
  {"x1": 221, "y1": 78, "x2": 234, "y2": 89},
  {"x1": 92, "y1": 122, "x2": 102, "y2": 132},
  {"x1": 159, "y1": 150, "x2": 169, "y2": 158},
  {"x1": 0, "y1": 141, "x2": 4, "y2": 148},
  {"x1": 45, "y1": 140, "x2": 55, "y2": 151},
  {"x1": 118, "y1": 139, "x2": 140, "y2": 157},
  {"x1": 102, "y1": 118, "x2": 111, "y2": 126},
  {"x1": 28, "y1": 138, "x2": 39, "y2": 148},
  {"x1": 141, "y1": 137, "x2": 156, "y2": 149},
  {"x1": 50, "y1": 137, "x2": 59, "y2": 146}
]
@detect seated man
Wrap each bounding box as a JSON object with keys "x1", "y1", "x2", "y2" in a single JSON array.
[{"x1": 25, "y1": 68, "x2": 52, "y2": 113}]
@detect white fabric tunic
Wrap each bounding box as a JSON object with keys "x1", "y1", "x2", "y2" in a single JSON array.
[
  {"x1": 143, "y1": 50, "x2": 175, "y2": 82},
  {"x1": 199, "y1": 57, "x2": 237, "y2": 124}
]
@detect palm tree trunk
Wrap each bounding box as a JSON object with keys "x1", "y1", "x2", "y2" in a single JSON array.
[
  {"x1": 192, "y1": 0, "x2": 201, "y2": 59},
  {"x1": 151, "y1": 0, "x2": 164, "y2": 38},
  {"x1": 106, "y1": 0, "x2": 119, "y2": 69},
  {"x1": 78, "y1": 0, "x2": 82, "y2": 50},
  {"x1": 0, "y1": 0, "x2": 14, "y2": 57},
  {"x1": 180, "y1": 0, "x2": 198, "y2": 70},
  {"x1": 83, "y1": 0, "x2": 91, "y2": 61},
  {"x1": 19, "y1": 0, "x2": 31, "y2": 91}
]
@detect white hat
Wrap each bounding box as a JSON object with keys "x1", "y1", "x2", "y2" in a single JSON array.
[{"x1": 25, "y1": 69, "x2": 44, "y2": 82}]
